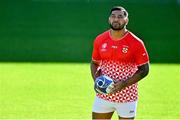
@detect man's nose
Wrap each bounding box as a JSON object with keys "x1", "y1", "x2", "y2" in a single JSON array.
[{"x1": 114, "y1": 17, "x2": 119, "y2": 21}]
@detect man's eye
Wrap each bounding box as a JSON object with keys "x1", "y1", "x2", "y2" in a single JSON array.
[
  {"x1": 118, "y1": 15, "x2": 124, "y2": 18},
  {"x1": 111, "y1": 15, "x2": 124, "y2": 19},
  {"x1": 111, "y1": 15, "x2": 116, "y2": 18}
]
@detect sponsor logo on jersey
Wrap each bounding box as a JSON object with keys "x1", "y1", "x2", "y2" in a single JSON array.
[
  {"x1": 129, "y1": 110, "x2": 135, "y2": 113},
  {"x1": 111, "y1": 45, "x2": 118, "y2": 49}
]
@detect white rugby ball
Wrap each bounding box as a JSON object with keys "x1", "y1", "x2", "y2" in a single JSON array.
[{"x1": 95, "y1": 75, "x2": 114, "y2": 94}]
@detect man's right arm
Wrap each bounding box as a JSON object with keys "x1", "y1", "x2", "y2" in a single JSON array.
[{"x1": 90, "y1": 61, "x2": 101, "y2": 81}]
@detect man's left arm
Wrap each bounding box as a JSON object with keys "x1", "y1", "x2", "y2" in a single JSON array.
[{"x1": 110, "y1": 63, "x2": 149, "y2": 93}]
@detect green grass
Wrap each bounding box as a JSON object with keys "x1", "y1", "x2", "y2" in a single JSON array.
[{"x1": 0, "y1": 63, "x2": 180, "y2": 119}]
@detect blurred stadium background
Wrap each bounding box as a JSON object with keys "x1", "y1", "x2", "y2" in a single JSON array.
[
  {"x1": 0, "y1": 0, "x2": 180, "y2": 63},
  {"x1": 0, "y1": 0, "x2": 180, "y2": 119}
]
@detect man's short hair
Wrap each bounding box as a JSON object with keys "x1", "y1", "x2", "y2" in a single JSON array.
[{"x1": 110, "y1": 6, "x2": 128, "y2": 17}]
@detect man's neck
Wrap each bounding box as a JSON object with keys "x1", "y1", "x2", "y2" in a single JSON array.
[{"x1": 110, "y1": 28, "x2": 128, "y2": 40}]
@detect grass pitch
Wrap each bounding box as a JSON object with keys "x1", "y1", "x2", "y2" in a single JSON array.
[{"x1": 0, "y1": 63, "x2": 180, "y2": 119}]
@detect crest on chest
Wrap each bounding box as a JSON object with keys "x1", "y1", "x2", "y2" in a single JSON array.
[
  {"x1": 101, "y1": 43, "x2": 108, "y2": 51},
  {"x1": 122, "y1": 45, "x2": 129, "y2": 53}
]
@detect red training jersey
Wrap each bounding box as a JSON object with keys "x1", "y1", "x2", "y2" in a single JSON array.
[{"x1": 92, "y1": 30, "x2": 149, "y2": 103}]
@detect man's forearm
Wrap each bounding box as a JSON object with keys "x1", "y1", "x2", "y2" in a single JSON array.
[
  {"x1": 111, "y1": 63, "x2": 149, "y2": 93},
  {"x1": 90, "y1": 61, "x2": 100, "y2": 81},
  {"x1": 121, "y1": 63, "x2": 149, "y2": 89}
]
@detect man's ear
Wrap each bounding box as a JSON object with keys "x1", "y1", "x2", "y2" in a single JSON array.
[
  {"x1": 108, "y1": 17, "x2": 111, "y2": 24},
  {"x1": 125, "y1": 18, "x2": 129, "y2": 25}
]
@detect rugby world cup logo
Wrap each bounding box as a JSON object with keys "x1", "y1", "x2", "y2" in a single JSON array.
[
  {"x1": 101, "y1": 43, "x2": 107, "y2": 51},
  {"x1": 102, "y1": 43, "x2": 107, "y2": 49}
]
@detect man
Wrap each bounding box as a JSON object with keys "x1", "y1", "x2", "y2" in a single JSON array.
[{"x1": 91, "y1": 6, "x2": 149, "y2": 120}]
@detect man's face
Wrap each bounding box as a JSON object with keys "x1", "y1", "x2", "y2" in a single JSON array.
[{"x1": 109, "y1": 10, "x2": 128, "y2": 30}]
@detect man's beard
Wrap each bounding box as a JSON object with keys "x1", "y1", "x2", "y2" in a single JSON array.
[{"x1": 109, "y1": 22, "x2": 126, "y2": 30}]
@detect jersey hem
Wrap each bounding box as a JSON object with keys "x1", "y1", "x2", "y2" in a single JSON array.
[
  {"x1": 96, "y1": 95, "x2": 138, "y2": 103},
  {"x1": 136, "y1": 61, "x2": 149, "y2": 66}
]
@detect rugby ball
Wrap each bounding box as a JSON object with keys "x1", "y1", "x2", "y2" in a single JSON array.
[{"x1": 95, "y1": 75, "x2": 114, "y2": 94}]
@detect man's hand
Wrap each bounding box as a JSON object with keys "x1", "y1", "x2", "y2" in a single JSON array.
[{"x1": 109, "y1": 80, "x2": 126, "y2": 94}]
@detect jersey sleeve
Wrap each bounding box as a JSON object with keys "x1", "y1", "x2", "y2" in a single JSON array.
[
  {"x1": 92, "y1": 38, "x2": 101, "y2": 63},
  {"x1": 133, "y1": 40, "x2": 149, "y2": 66}
]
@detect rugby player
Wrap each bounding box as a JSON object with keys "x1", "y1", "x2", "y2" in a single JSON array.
[{"x1": 91, "y1": 6, "x2": 149, "y2": 120}]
